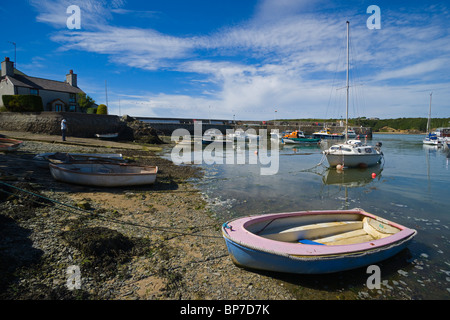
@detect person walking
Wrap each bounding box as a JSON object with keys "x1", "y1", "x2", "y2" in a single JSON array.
[{"x1": 61, "y1": 118, "x2": 67, "y2": 141}]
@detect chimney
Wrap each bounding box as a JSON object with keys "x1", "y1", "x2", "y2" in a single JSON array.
[
  {"x1": 1, "y1": 57, "x2": 14, "y2": 77},
  {"x1": 65, "y1": 69, "x2": 77, "y2": 87}
]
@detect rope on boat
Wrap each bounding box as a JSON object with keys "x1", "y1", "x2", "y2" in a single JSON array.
[
  {"x1": 0, "y1": 181, "x2": 222, "y2": 239},
  {"x1": 291, "y1": 153, "x2": 327, "y2": 175}
]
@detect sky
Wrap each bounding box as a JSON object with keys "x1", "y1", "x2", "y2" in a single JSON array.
[{"x1": 1, "y1": 0, "x2": 449, "y2": 120}]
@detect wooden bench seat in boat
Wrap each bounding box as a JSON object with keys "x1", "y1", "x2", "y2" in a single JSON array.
[
  {"x1": 260, "y1": 221, "x2": 363, "y2": 242},
  {"x1": 259, "y1": 217, "x2": 400, "y2": 245}
]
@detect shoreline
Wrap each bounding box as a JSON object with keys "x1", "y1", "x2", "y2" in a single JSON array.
[
  {"x1": 0, "y1": 131, "x2": 294, "y2": 300},
  {"x1": 372, "y1": 131, "x2": 424, "y2": 135}
]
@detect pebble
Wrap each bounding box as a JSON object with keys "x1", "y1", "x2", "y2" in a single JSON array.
[{"x1": 398, "y1": 270, "x2": 409, "y2": 277}]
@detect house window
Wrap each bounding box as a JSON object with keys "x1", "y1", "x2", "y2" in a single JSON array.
[
  {"x1": 69, "y1": 93, "x2": 76, "y2": 103},
  {"x1": 30, "y1": 88, "x2": 38, "y2": 95},
  {"x1": 69, "y1": 104, "x2": 76, "y2": 112},
  {"x1": 55, "y1": 104, "x2": 63, "y2": 112}
]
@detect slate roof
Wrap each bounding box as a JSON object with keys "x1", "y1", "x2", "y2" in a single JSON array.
[
  {"x1": 1, "y1": 70, "x2": 84, "y2": 93},
  {"x1": 2, "y1": 73, "x2": 84, "y2": 94}
]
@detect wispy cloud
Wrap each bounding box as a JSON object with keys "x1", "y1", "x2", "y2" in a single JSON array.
[{"x1": 29, "y1": 0, "x2": 450, "y2": 118}]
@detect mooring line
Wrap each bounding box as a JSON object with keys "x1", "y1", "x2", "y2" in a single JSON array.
[{"x1": 0, "y1": 181, "x2": 223, "y2": 239}]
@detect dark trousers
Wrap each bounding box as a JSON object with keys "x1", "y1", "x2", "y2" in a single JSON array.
[{"x1": 62, "y1": 129, "x2": 66, "y2": 141}]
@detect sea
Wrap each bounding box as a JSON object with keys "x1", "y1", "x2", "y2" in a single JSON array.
[{"x1": 164, "y1": 133, "x2": 449, "y2": 299}]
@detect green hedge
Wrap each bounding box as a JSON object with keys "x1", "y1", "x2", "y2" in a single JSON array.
[
  {"x1": 96, "y1": 104, "x2": 108, "y2": 115},
  {"x1": 2, "y1": 95, "x2": 44, "y2": 112}
]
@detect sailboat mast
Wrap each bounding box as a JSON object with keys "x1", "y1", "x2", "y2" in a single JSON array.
[
  {"x1": 426, "y1": 92, "x2": 432, "y2": 134},
  {"x1": 345, "y1": 21, "x2": 349, "y2": 141},
  {"x1": 105, "y1": 80, "x2": 108, "y2": 107}
]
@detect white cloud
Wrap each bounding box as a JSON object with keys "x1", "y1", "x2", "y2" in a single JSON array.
[
  {"x1": 374, "y1": 58, "x2": 448, "y2": 81},
  {"x1": 30, "y1": 0, "x2": 450, "y2": 119}
]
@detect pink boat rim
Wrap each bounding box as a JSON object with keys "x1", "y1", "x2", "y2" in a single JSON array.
[{"x1": 222, "y1": 208, "x2": 417, "y2": 258}]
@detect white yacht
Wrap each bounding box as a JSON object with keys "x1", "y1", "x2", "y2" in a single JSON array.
[
  {"x1": 324, "y1": 140, "x2": 383, "y2": 168},
  {"x1": 323, "y1": 22, "x2": 383, "y2": 168}
]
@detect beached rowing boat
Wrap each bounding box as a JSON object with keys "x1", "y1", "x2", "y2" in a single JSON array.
[
  {"x1": 222, "y1": 208, "x2": 416, "y2": 274},
  {"x1": 95, "y1": 133, "x2": 119, "y2": 139},
  {"x1": 0, "y1": 138, "x2": 23, "y2": 152},
  {"x1": 49, "y1": 162, "x2": 157, "y2": 187},
  {"x1": 33, "y1": 152, "x2": 124, "y2": 168}
]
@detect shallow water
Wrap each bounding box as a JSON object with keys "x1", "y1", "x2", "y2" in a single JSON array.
[{"x1": 166, "y1": 134, "x2": 450, "y2": 299}]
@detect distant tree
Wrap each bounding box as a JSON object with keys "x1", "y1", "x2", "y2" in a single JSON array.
[
  {"x1": 96, "y1": 104, "x2": 108, "y2": 115},
  {"x1": 77, "y1": 93, "x2": 96, "y2": 111}
]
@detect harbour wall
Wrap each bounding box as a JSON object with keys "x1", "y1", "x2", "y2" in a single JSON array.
[
  {"x1": 137, "y1": 117, "x2": 372, "y2": 138},
  {"x1": 0, "y1": 112, "x2": 125, "y2": 138},
  {"x1": 0, "y1": 113, "x2": 373, "y2": 139}
]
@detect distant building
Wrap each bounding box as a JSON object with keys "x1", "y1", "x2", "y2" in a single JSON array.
[{"x1": 0, "y1": 57, "x2": 85, "y2": 112}]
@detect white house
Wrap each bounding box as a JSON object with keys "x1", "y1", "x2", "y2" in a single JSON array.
[{"x1": 0, "y1": 57, "x2": 85, "y2": 112}]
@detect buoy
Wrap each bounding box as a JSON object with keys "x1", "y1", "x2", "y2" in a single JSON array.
[
  {"x1": 336, "y1": 164, "x2": 344, "y2": 171},
  {"x1": 254, "y1": 150, "x2": 258, "y2": 155},
  {"x1": 371, "y1": 172, "x2": 376, "y2": 178}
]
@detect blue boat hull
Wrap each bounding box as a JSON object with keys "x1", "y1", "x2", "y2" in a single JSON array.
[{"x1": 224, "y1": 236, "x2": 414, "y2": 274}]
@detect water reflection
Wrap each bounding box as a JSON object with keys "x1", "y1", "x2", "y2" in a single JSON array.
[
  {"x1": 163, "y1": 134, "x2": 450, "y2": 299},
  {"x1": 322, "y1": 164, "x2": 383, "y2": 187}
]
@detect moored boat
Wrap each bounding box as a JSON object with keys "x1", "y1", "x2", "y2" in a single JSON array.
[
  {"x1": 95, "y1": 132, "x2": 119, "y2": 139},
  {"x1": 281, "y1": 130, "x2": 320, "y2": 144},
  {"x1": 49, "y1": 162, "x2": 157, "y2": 187},
  {"x1": 312, "y1": 128, "x2": 344, "y2": 139},
  {"x1": 221, "y1": 208, "x2": 416, "y2": 274},
  {"x1": 344, "y1": 128, "x2": 357, "y2": 138},
  {"x1": 323, "y1": 139, "x2": 383, "y2": 168},
  {"x1": 423, "y1": 133, "x2": 443, "y2": 146},
  {"x1": 323, "y1": 22, "x2": 382, "y2": 168}
]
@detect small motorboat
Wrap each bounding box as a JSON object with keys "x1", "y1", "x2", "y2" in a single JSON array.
[
  {"x1": 312, "y1": 128, "x2": 344, "y2": 139},
  {"x1": 222, "y1": 208, "x2": 416, "y2": 274},
  {"x1": 0, "y1": 137, "x2": 23, "y2": 152},
  {"x1": 281, "y1": 130, "x2": 320, "y2": 144},
  {"x1": 49, "y1": 162, "x2": 158, "y2": 187}
]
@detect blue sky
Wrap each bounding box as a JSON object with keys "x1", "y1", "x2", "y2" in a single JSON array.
[{"x1": 1, "y1": 0, "x2": 449, "y2": 120}]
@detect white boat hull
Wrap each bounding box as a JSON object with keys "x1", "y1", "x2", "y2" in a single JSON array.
[
  {"x1": 423, "y1": 138, "x2": 442, "y2": 146},
  {"x1": 325, "y1": 153, "x2": 382, "y2": 168},
  {"x1": 49, "y1": 162, "x2": 157, "y2": 187}
]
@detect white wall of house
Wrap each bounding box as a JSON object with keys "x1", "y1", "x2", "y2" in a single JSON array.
[
  {"x1": 4, "y1": 86, "x2": 78, "y2": 111},
  {"x1": 0, "y1": 78, "x2": 15, "y2": 107}
]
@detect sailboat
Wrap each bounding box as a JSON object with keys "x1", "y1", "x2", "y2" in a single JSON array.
[
  {"x1": 323, "y1": 21, "x2": 383, "y2": 168},
  {"x1": 423, "y1": 93, "x2": 443, "y2": 146}
]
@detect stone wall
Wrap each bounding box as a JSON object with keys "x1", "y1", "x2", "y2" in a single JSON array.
[{"x1": 0, "y1": 112, "x2": 125, "y2": 138}]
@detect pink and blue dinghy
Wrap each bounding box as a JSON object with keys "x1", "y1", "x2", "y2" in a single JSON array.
[{"x1": 221, "y1": 209, "x2": 417, "y2": 274}]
